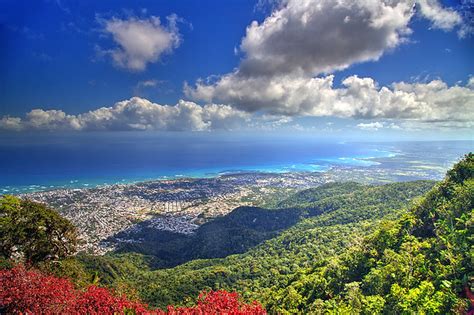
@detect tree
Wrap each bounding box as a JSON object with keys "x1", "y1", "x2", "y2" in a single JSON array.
[
  {"x1": 0, "y1": 264, "x2": 266, "y2": 314},
  {"x1": 0, "y1": 195, "x2": 77, "y2": 264},
  {"x1": 167, "y1": 290, "x2": 266, "y2": 314},
  {"x1": 0, "y1": 264, "x2": 148, "y2": 314}
]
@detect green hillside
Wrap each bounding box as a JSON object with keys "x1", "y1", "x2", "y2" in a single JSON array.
[
  {"x1": 263, "y1": 153, "x2": 473, "y2": 313},
  {"x1": 2, "y1": 154, "x2": 472, "y2": 313},
  {"x1": 78, "y1": 180, "x2": 440, "y2": 310},
  {"x1": 110, "y1": 181, "x2": 433, "y2": 268},
  {"x1": 79, "y1": 154, "x2": 472, "y2": 313}
]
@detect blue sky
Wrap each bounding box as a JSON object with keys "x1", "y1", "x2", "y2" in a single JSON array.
[
  {"x1": 1, "y1": 0, "x2": 261, "y2": 113},
  {"x1": 0, "y1": 0, "x2": 473, "y2": 139}
]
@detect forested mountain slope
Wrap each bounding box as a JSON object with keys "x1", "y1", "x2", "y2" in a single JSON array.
[
  {"x1": 110, "y1": 181, "x2": 433, "y2": 268},
  {"x1": 265, "y1": 153, "x2": 473, "y2": 313},
  {"x1": 79, "y1": 180, "x2": 437, "y2": 310},
  {"x1": 3, "y1": 154, "x2": 471, "y2": 314},
  {"x1": 89, "y1": 154, "x2": 471, "y2": 313}
]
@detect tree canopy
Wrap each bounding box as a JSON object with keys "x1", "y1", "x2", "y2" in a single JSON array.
[{"x1": 0, "y1": 195, "x2": 78, "y2": 264}]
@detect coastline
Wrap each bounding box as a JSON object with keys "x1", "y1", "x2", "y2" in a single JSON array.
[
  {"x1": 2, "y1": 139, "x2": 471, "y2": 195},
  {"x1": 17, "y1": 145, "x2": 469, "y2": 254},
  {"x1": 2, "y1": 148, "x2": 396, "y2": 195}
]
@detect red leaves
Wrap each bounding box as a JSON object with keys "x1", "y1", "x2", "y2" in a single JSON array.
[
  {"x1": 0, "y1": 264, "x2": 266, "y2": 314},
  {"x1": 0, "y1": 264, "x2": 148, "y2": 314},
  {"x1": 0, "y1": 264, "x2": 76, "y2": 314},
  {"x1": 166, "y1": 290, "x2": 266, "y2": 314},
  {"x1": 72, "y1": 285, "x2": 149, "y2": 315}
]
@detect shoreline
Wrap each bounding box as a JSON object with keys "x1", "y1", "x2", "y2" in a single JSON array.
[{"x1": 3, "y1": 149, "x2": 396, "y2": 195}]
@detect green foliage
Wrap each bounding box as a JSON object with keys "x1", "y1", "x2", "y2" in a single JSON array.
[
  {"x1": 272, "y1": 153, "x2": 474, "y2": 313},
  {"x1": 9, "y1": 153, "x2": 471, "y2": 314},
  {"x1": 112, "y1": 181, "x2": 434, "y2": 269},
  {"x1": 0, "y1": 195, "x2": 78, "y2": 265},
  {"x1": 77, "y1": 154, "x2": 471, "y2": 313},
  {"x1": 76, "y1": 180, "x2": 436, "y2": 310},
  {"x1": 113, "y1": 206, "x2": 305, "y2": 267},
  {"x1": 276, "y1": 181, "x2": 366, "y2": 209}
]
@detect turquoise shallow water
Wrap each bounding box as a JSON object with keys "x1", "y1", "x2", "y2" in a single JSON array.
[
  {"x1": 0, "y1": 133, "x2": 469, "y2": 194},
  {"x1": 0, "y1": 155, "x2": 387, "y2": 194}
]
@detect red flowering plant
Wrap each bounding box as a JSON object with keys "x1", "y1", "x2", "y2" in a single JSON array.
[
  {"x1": 0, "y1": 264, "x2": 76, "y2": 314},
  {"x1": 0, "y1": 264, "x2": 266, "y2": 315},
  {"x1": 166, "y1": 290, "x2": 266, "y2": 315},
  {"x1": 0, "y1": 264, "x2": 150, "y2": 314},
  {"x1": 73, "y1": 285, "x2": 150, "y2": 315}
]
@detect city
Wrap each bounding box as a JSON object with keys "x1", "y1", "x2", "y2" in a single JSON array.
[{"x1": 22, "y1": 155, "x2": 450, "y2": 255}]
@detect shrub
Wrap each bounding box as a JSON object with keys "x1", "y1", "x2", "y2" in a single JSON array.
[{"x1": 0, "y1": 264, "x2": 266, "y2": 314}]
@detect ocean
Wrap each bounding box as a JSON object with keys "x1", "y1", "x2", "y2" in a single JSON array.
[{"x1": 0, "y1": 132, "x2": 471, "y2": 194}]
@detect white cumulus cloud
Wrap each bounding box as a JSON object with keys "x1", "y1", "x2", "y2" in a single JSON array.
[
  {"x1": 99, "y1": 15, "x2": 181, "y2": 71},
  {"x1": 137, "y1": 79, "x2": 159, "y2": 88},
  {"x1": 186, "y1": 74, "x2": 474, "y2": 127},
  {"x1": 0, "y1": 97, "x2": 250, "y2": 132},
  {"x1": 238, "y1": 0, "x2": 415, "y2": 77},
  {"x1": 185, "y1": 0, "x2": 471, "y2": 129}
]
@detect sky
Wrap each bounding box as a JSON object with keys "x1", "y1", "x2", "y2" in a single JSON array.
[{"x1": 0, "y1": 0, "x2": 473, "y2": 140}]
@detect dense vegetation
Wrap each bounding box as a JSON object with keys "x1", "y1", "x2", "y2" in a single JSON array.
[
  {"x1": 0, "y1": 264, "x2": 265, "y2": 314},
  {"x1": 78, "y1": 180, "x2": 437, "y2": 310},
  {"x1": 0, "y1": 195, "x2": 77, "y2": 264},
  {"x1": 263, "y1": 153, "x2": 473, "y2": 313},
  {"x1": 1, "y1": 153, "x2": 472, "y2": 314},
  {"x1": 112, "y1": 206, "x2": 304, "y2": 267},
  {"x1": 111, "y1": 180, "x2": 433, "y2": 268}
]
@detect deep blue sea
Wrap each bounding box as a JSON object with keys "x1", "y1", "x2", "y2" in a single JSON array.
[{"x1": 0, "y1": 132, "x2": 471, "y2": 194}]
